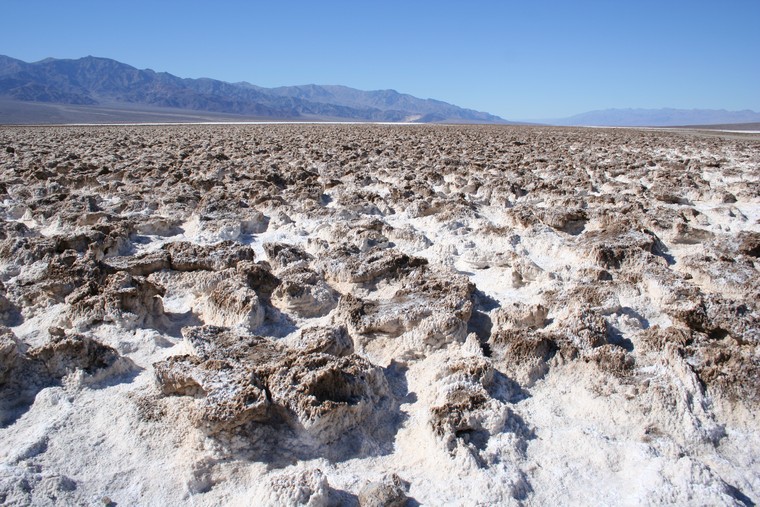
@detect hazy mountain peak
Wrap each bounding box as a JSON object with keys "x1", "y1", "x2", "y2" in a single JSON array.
[{"x1": 549, "y1": 107, "x2": 760, "y2": 127}]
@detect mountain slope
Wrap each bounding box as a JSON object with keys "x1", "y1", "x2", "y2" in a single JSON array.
[
  {"x1": 0, "y1": 55, "x2": 511, "y2": 124},
  {"x1": 548, "y1": 108, "x2": 760, "y2": 127},
  {"x1": 255, "y1": 84, "x2": 504, "y2": 123}
]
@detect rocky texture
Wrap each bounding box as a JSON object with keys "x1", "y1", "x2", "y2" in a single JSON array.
[
  {"x1": 259, "y1": 468, "x2": 333, "y2": 507},
  {"x1": 0, "y1": 124, "x2": 758, "y2": 505},
  {"x1": 358, "y1": 474, "x2": 408, "y2": 507},
  {"x1": 154, "y1": 325, "x2": 391, "y2": 446},
  {"x1": 430, "y1": 351, "x2": 512, "y2": 455},
  {"x1": 28, "y1": 331, "x2": 125, "y2": 379},
  {"x1": 0, "y1": 326, "x2": 133, "y2": 426},
  {"x1": 0, "y1": 327, "x2": 21, "y2": 384}
]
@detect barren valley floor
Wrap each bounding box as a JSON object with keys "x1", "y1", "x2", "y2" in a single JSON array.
[{"x1": 0, "y1": 124, "x2": 758, "y2": 505}]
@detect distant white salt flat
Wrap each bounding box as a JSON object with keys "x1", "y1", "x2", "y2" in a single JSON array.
[{"x1": 57, "y1": 121, "x2": 425, "y2": 127}]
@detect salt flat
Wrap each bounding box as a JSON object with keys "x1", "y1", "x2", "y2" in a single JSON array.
[{"x1": 0, "y1": 124, "x2": 758, "y2": 506}]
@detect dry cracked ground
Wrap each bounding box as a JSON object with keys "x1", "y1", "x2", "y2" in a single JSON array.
[{"x1": 0, "y1": 124, "x2": 758, "y2": 506}]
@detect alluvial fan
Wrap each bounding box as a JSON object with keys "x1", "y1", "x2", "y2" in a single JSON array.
[{"x1": 0, "y1": 124, "x2": 758, "y2": 506}]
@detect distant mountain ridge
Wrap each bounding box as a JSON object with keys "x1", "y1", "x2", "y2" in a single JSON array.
[
  {"x1": 0, "y1": 55, "x2": 510, "y2": 124},
  {"x1": 548, "y1": 108, "x2": 760, "y2": 127}
]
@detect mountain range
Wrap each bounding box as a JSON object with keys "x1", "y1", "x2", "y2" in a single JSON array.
[
  {"x1": 545, "y1": 108, "x2": 760, "y2": 127},
  {"x1": 1, "y1": 55, "x2": 757, "y2": 127},
  {"x1": 0, "y1": 55, "x2": 509, "y2": 124}
]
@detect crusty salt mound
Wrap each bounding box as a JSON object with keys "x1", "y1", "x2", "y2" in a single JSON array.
[{"x1": 0, "y1": 124, "x2": 758, "y2": 505}]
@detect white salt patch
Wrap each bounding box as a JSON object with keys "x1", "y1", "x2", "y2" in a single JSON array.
[{"x1": 10, "y1": 303, "x2": 67, "y2": 347}]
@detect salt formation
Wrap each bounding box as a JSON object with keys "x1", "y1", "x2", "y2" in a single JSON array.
[
  {"x1": 0, "y1": 124, "x2": 758, "y2": 505},
  {"x1": 154, "y1": 325, "x2": 391, "y2": 446}
]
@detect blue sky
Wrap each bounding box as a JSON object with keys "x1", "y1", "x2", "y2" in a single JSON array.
[{"x1": 2, "y1": 0, "x2": 758, "y2": 119}]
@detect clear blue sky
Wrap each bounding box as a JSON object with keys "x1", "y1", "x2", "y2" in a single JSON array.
[{"x1": 2, "y1": 0, "x2": 758, "y2": 119}]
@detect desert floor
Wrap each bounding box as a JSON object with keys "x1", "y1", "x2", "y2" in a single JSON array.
[{"x1": 0, "y1": 124, "x2": 758, "y2": 506}]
